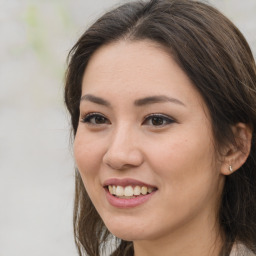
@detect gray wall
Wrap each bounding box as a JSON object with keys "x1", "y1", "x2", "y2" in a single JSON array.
[{"x1": 0, "y1": 0, "x2": 255, "y2": 255}]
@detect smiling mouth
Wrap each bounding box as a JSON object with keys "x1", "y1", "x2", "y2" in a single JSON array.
[{"x1": 106, "y1": 185, "x2": 157, "y2": 198}]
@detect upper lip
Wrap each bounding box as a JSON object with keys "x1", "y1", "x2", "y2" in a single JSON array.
[{"x1": 103, "y1": 178, "x2": 157, "y2": 188}]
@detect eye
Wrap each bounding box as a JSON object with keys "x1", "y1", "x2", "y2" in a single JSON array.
[
  {"x1": 143, "y1": 114, "x2": 175, "y2": 127},
  {"x1": 81, "y1": 113, "x2": 110, "y2": 125}
]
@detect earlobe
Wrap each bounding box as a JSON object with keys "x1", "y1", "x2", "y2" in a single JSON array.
[{"x1": 220, "y1": 123, "x2": 252, "y2": 176}]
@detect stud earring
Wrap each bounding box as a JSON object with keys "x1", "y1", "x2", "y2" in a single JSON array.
[{"x1": 229, "y1": 165, "x2": 233, "y2": 172}]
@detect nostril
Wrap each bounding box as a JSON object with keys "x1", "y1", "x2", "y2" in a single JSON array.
[{"x1": 103, "y1": 148, "x2": 144, "y2": 170}]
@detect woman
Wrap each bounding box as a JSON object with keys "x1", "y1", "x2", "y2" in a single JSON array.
[{"x1": 64, "y1": 0, "x2": 256, "y2": 255}]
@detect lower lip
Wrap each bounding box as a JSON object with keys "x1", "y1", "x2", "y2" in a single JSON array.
[{"x1": 105, "y1": 189, "x2": 156, "y2": 208}]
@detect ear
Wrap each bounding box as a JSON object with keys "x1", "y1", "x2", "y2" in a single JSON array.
[{"x1": 220, "y1": 123, "x2": 252, "y2": 175}]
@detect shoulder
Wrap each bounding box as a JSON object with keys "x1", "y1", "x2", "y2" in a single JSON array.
[{"x1": 230, "y1": 243, "x2": 256, "y2": 256}]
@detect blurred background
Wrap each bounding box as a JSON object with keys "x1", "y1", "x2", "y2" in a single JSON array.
[{"x1": 0, "y1": 0, "x2": 255, "y2": 255}]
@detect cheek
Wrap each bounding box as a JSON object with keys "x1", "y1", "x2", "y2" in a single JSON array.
[
  {"x1": 148, "y1": 133, "x2": 214, "y2": 173},
  {"x1": 73, "y1": 132, "x2": 104, "y2": 201},
  {"x1": 74, "y1": 130, "x2": 103, "y2": 168},
  {"x1": 143, "y1": 134, "x2": 222, "y2": 231},
  {"x1": 145, "y1": 126, "x2": 218, "y2": 195}
]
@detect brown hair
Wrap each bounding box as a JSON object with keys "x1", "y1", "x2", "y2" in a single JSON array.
[{"x1": 64, "y1": 0, "x2": 256, "y2": 255}]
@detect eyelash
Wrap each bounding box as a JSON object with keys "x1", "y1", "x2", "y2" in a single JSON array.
[
  {"x1": 143, "y1": 114, "x2": 175, "y2": 126},
  {"x1": 81, "y1": 112, "x2": 110, "y2": 125},
  {"x1": 80, "y1": 113, "x2": 175, "y2": 127}
]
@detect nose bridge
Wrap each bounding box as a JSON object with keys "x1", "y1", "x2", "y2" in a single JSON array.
[{"x1": 103, "y1": 122, "x2": 143, "y2": 170}]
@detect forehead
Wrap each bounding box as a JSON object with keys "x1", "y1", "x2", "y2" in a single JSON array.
[{"x1": 81, "y1": 40, "x2": 205, "y2": 109}]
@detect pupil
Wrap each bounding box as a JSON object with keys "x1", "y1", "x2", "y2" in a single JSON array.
[
  {"x1": 152, "y1": 117, "x2": 163, "y2": 125},
  {"x1": 95, "y1": 116, "x2": 105, "y2": 124}
]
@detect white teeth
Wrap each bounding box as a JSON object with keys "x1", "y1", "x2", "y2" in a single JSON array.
[
  {"x1": 134, "y1": 186, "x2": 141, "y2": 196},
  {"x1": 108, "y1": 185, "x2": 113, "y2": 194},
  {"x1": 147, "y1": 187, "x2": 153, "y2": 193},
  {"x1": 113, "y1": 185, "x2": 116, "y2": 194},
  {"x1": 141, "y1": 186, "x2": 147, "y2": 195},
  {"x1": 124, "y1": 186, "x2": 133, "y2": 197},
  {"x1": 108, "y1": 185, "x2": 155, "y2": 197},
  {"x1": 116, "y1": 186, "x2": 124, "y2": 196}
]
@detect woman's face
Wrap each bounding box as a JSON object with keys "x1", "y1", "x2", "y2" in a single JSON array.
[{"x1": 74, "y1": 40, "x2": 225, "y2": 242}]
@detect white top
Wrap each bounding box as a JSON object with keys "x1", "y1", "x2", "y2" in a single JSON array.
[{"x1": 230, "y1": 243, "x2": 256, "y2": 256}]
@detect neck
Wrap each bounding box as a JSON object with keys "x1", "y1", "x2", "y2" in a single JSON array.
[{"x1": 133, "y1": 215, "x2": 223, "y2": 256}]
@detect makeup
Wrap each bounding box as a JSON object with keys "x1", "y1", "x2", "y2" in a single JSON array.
[{"x1": 103, "y1": 178, "x2": 157, "y2": 208}]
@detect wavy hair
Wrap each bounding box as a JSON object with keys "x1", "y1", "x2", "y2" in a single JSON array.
[{"x1": 64, "y1": 0, "x2": 256, "y2": 255}]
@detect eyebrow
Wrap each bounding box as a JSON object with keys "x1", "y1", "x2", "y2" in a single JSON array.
[
  {"x1": 80, "y1": 94, "x2": 185, "y2": 107},
  {"x1": 80, "y1": 94, "x2": 111, "y2": 107},
  {"x1": 134, "y1": 95, "x2": 186, "y2": 107}
]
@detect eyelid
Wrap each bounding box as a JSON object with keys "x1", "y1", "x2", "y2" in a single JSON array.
[
  {"x1": 143, "y1": 113, "x2": 175, "y2": 126},
  {"x1": 80, "y1": 112, "x2": 175, "y2": 126},
  {"x1": 80, "y1": 112, "x2": 110, "y2": 125}
]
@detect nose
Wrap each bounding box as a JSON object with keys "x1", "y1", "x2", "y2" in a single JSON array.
[{"x1": 102, "y1": 125, "x2": 144, "y2": 170}]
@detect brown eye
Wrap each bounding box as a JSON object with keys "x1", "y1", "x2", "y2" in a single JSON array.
[
  {"x1": 81, "y1": 113, "x2": 110, "y2": 125},
  {"x1": 151, "y1": 116, "x2": 164, "y2": 126},
  {"x1": 143, "y1": 114, "x2": 174, "y2": 127},
  {"x1": 94, "y1": 115, "x2": 107, "y2": 124}
]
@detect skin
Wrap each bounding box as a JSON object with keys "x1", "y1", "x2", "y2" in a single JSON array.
[{"x1": 74, "y1": 40, "x2": 231, "y2": 256}]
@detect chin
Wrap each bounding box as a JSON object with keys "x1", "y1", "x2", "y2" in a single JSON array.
[
  {"x1": 104, "y1": 220, "x2": 159, "y2": 242},
  {"x1": 109, "y1": 229, "x2": 145, "y2": 241},
  {"x1": 104, "y1": 219, "x2": 148, "y2": 241}
]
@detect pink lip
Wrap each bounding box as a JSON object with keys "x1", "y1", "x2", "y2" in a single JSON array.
[
  {"x1": 105, "y1": 189, "x2": 156, "y2": 208},
  {"x1": 103, "y1": 178, "x2": 156, "y2": 188},
  {"x1": 103, "y1": 178, "x2": 157, "y2": 208}
]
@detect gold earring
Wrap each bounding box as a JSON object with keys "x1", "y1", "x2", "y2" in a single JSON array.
[{"x1": 229, "y1": 165, "x2": 233, "y2": 172}]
